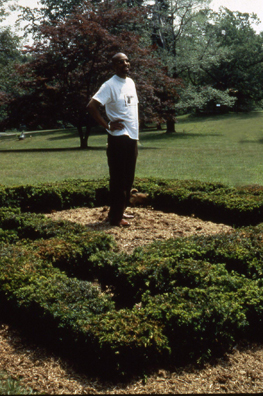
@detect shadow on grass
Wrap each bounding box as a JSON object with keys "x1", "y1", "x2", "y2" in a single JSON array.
[
  {"x1": 28, "y1": 129, "x2": 78, "y2": 138},
  {"x1": 46, "y1": 130, "x2": 108, "y2": 140},
  {"x1": 47, "y1": 134, "x2": 79, "y2": 141},
  {"x1": 177, "y1": 111, "x2": 263, "y2": 124},
  {"x1": 0, "y1": 145, "x2": 160, "y2": 153},
  {"x1": 140, "y1": 131, "x2": 221, "y2": 142},
  {"x1": 234, "y1": 111, "x2": 263, "y2": 119},
  {"x1": 0, "y1": 146, "x2": 107, "y2": 153},
  {"x1": 239, "y1": 138, "x2": 263, "y2": 144}
]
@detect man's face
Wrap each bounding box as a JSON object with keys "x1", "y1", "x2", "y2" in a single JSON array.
[{"x1": 113, "y1": 54, "x2": 130, "y2": 78}]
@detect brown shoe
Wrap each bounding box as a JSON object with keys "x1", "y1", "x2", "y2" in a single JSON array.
[
  {"x1": 120, "y1": 219, "x2": 130, "y2": 226},
  {"x1": 110, "y1": 219, "x2": 131, "y2": 227}
]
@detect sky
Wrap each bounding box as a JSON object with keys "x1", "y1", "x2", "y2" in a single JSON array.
[
  {"x1": 2, "y1": 0, "x2": 263, "y2": 36},
  {"x1": 210, "y1": 0, "x2": 263, "y2": 32}
]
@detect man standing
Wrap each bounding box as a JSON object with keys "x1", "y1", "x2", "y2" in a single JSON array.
[{"x1": 87, "y1": 53, "x2": 139, "y2": 226}]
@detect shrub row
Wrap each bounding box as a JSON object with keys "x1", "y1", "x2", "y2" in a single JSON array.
[
  {"x1": 55, "y1": 225, "x2": 263, "y2": 303},
  {"x1": 0, "y1": 178, "x2": 110, "y2": 213},
  {"x1": 133, "y1": 178, "x2": 263, "y2": 226},
  {"x1": 0, "y1": 207, "x2": 115, "y2": 249},
  {"x1": 1, "y1": 203, "x2": 263, "y2": 375},
  {"x1": 0, "y1": 243, "x2": 168, "y2": 376},
  {"x1": 1, "y1": 180, "x2": 263, "y2": 376},
  {"x1": 1, "y1": 178, "x2": 263, "y2": 225}
]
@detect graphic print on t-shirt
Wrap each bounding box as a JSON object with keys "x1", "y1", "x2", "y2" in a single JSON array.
[{"x1": 124, "y1": 95, "x2": 135, "y2": 106}]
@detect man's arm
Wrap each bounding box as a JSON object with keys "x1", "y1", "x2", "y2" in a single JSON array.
[{"x1": 87, "y1": 98, "x2": 124, "y2": 131}]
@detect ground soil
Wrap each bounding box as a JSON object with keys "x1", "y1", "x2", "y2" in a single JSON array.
[
  {"x1": 46, "y1": 205, "x2": 234, "y2": 254},
  {"x1": 1, "y1": 206, "x2": 263, "y2": 394}
]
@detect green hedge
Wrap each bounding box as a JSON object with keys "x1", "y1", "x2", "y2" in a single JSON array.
[
  {"x1": 1, "y1": 178, "x2": 263, "y2": 225},
  {"x1": 0, "y1": 243, "x2": 168, "y2": 376},
  {"x1": 1, "y1": 179, "x2": 263, "y2": 377},
  {"x1": 133, "y1": 179, "x2": 263, "y2": 226},
  {"x1": 1, "y1": 204, "x2": 263, "y2": 375},
  {"x1": 0, "y1": 178, "x2": 109, "y2": 212}
]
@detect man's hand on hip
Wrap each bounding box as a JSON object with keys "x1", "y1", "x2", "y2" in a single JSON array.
[{"x1": 109, "y1": 120, "x2": 125, "y2": 131}]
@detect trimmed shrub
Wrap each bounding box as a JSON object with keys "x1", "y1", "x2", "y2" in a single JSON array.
[
  {"x1": 0, "y1": 179, "x2": 109, "y2": 213},
  {"x1": 0, "y1": 244, "x2": 169, "y2": 376},
  {"x1": 132, "y1": 178, "x2": 263, "y2": 226},
  {"x1": 1, "y1": 178, "x2": 263, "y2": 225},
  {"x1": 1, "y1": 179, "x2": 263, "y2": 376},
  {"x1": 2, "y1": 233, "x2": 263, "y2": 375}
]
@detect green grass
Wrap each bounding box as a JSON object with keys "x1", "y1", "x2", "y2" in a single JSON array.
[
  {"x1": 138, "y1": 111, "x2": 263, "y2": 186},
  {"x1": 0, "y1": 129, "x2": 109, "y2": 186},
  {"x1": 1, "y1": 111, "x2": 263, "y2": 186},
  {"x1": 0, "y1": 371, "x2": 34, "y2": 395}
]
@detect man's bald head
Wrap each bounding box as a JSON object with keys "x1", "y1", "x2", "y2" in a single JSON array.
[
  {"x1": 112, "y1": 53, "x2": 130, "y2": 78},
  {"x1": 112, "y1": 53, "x2": 128, "y2": 64}
]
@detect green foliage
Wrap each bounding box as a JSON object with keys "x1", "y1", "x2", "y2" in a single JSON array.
[
  {"x1": 175, "y1": 85, "x2": 236, "y2": 114},
  {"x1": 133, "y1": 178, "x2": 263, "y2": 226},
  {"x1": 0, "y1": 26, "x2": 27, "y2": 125},
  {"x1": 2, "y1": 220, "x2": 263, "y2": 375},
  {"x1": 206, "y1": 8, "x2": 263, "y2": 111},
  {"x1": 0, "y1": 370, "x2": 34, "y2": 395},
  {"x1": 0, "y1": 243, "x2": 116, "y2": 362},
  {"x1": 1, "y1": 179, "x2": 263, "y2": 376},
  {"x1": 0, "y1": 206, "x2": 115, "y2": 248},
  {"x1": 0, "y1": 178, "x2": 109, "y2": 212},
  {"x1": 1, "y1": 178, "x2": 263, "y2": 226},
  {"x1": 152, "y1": 2, "x2": 263, "y2": 114}
]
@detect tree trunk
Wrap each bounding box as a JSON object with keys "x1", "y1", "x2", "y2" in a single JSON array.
[
  {"x1": 166, "y1": 120, "x2": 175, "y2": 133},
  {"x1": 77, "y1": 118, "x2": 91, "y2": 149},
  {"x1": 78, "y1": 124, "x2": 89, "y2": 149}
]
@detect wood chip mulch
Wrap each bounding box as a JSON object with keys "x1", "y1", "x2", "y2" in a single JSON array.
[
  {"x1": 45, "y1": 206, "x2": 234, "y2": 254},
  {"x1": 1, "y1": 206, "x2": 263, "y2": 394}
]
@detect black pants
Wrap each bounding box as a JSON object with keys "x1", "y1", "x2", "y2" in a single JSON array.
[{"x1": 107, "y1": 134, "x2": 138, "y2": 224}]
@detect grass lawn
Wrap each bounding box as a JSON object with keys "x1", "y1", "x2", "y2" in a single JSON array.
[{"x1": 1, "y1": 111, "x2": 263, "y2": 186}]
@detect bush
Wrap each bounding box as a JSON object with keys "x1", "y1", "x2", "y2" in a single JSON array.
[
  {"x1": 1, "y1": 178, "x2": 263, "y2": 225},
  {"x1": 133, "y1": 178, "x2": 263, "y2": 226},
  {"x1": 0, "y1": 371, "x2": 33, "y2": 395},
  {"x1": 0, "y1": 178, "x2": 109, "y2": 213},
  {"x1": 1, "y1": 179, "x2": 263, "y2": 376}
]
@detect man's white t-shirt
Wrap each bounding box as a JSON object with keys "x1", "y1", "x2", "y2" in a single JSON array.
[{"x1": 92, "y1": 75, "x2": 139, "y2": 140}]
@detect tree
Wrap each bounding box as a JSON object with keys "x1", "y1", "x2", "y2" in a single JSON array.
[
  {"x1": 147, "y1": 0, "x2": 235, "y2": 120},
  {"x1": 175, "y1": 7, "x2": 263, "y2": 113},
  {"x1": 2, "y1": 0, "x2": 179, "y2": 145},
  {"x1": 0, "y1": 16, "x2": 26, "y2": 124},
  {"x1": 174, "y1": 85, "x2": 236, "y2": 114},
  {"x1": 38, "y1": 0, "x2": 84, "y2": 21},
  {"x1": 150, "y1": 2, "x2": 263, "y2": 115},
  {"x1": 0, "y1": 0, "x2": 9, "y2": 22},
  {"x1": 206, "y1": 7, "x2": 263, "y2": 111},
  {"x1": 171, "y1": 7, "x2": 236, "y2": 114},
  {"x1": 150, "y1": 0, "x2": 211, "y2": 72},
  {"x1": 0, "y1": 28, "x2": 23, "y2": 88}
]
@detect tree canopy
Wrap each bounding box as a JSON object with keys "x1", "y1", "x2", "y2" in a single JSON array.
[
  {"x1": 148, "y1": 2, "x2": 263, "y2": 114},
  {"x1": 1, "y1": 0, "x2": 263, "y2": 137},
  {"x1": 1, "y1": 0, "x2": 180, "y2": 146},
  {"x1": 0, "y1": 0, "x2": 27, "y2": 125},
  {"x1": 207, "y1": 8, "x2": 263, "y2": 111}
]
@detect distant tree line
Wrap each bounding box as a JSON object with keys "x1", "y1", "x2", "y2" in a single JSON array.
[{"x1": 1, "y1": 0, "x2": 263, "y2": 147}]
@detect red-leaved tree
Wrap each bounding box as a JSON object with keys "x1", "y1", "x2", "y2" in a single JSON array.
[{"x1": 2, "y1": 1, "x2": 180, "y2": 147}]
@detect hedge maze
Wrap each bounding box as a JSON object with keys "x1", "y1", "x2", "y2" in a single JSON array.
[{"x1": 1, "y1": 178, "x2": 263, "y2": 377}]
